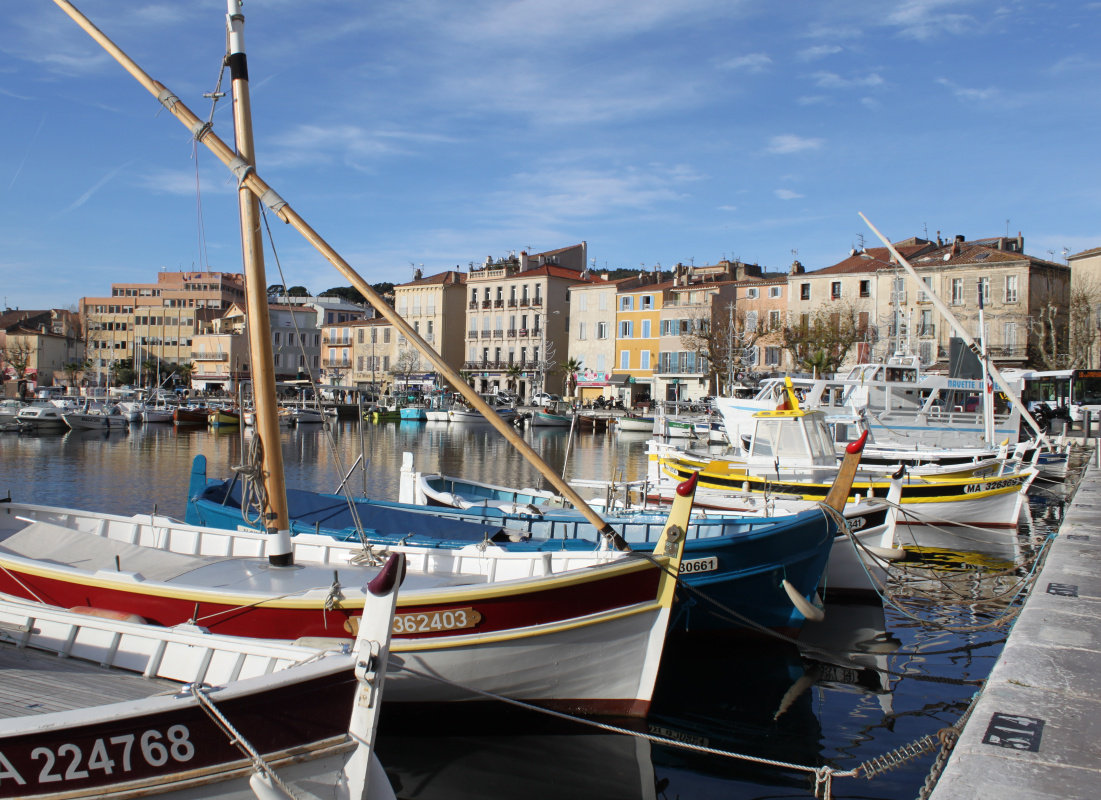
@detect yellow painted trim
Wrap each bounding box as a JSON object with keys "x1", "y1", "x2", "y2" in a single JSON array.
[{"x1": 391, "y1": 600, "x2": 661, "y2": 651}]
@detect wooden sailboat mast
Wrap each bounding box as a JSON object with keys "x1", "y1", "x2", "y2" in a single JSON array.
[
  {"x1": 52, "y1": 0, "x2": 622, "y2": 541},
  {"x1": 225, "y1": 0, "x2": 292, "y2": 564}
]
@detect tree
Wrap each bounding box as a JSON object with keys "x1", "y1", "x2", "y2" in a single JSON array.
[
  {"x1": 267, "y1": 284, "x2": 286, "y2": 297},
  {"x1": 678, "y1": 303, "x2": 767, "y2": 394},
  {"x1": 141, "y1": 358, "x2": 161, "y2": 388},
  {"x1": 390, "y1": 350, "x2": 422, "y2": 396},
  {"x1": 63, "y1": 360, "x2": 88, "y2": 389},
  {"x1": 175, "y1": 362, "x2": 197, "y2": 387},
  {"x1": 559, "y1": 357, "x2": 582, "y2": 398},
  {"x1": 782, "y1": 302, "x2": 867, "y2": 375},
  {"x1": 0, "y1": 340, "x2": 32, "y2": 384},
  {"x1": 286, "y1": 286, "x2": 311, "y2": 297},
  {"x1": 505, "y1": 364, "x2": 523, "y2": 396},
  {"x1": 1029, "y1": 302, "x2": 1068, "y2": 370},
  {"x1": 1064, "y1": 278, "x2": 1101, "y2": 368}
]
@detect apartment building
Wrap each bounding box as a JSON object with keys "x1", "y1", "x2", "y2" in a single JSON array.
[
  {"x1": 463, "y1": 244, "x2": 591, "y2": 398},
  {"x1": 0, "y1": 308, "x2": 84, "y2": 392},
  {"x1": 788, "y1": 240, "x2": 934, "y2": 369},
  {"x1": 568, "y1": 276, "x2": 638, "y2": 403},
  {"x1": 80, "y1": 271, "x2": 247, "y2": 384},
  {"x1": 890, "y1": 234, "x2": 1068, "y2": 369},
  {"x1": 612, "y1": 275, "x2": 668, "y2": 405},
  {"x1": 393, "y1": 269, "x2": 467, "y2": 387},
  {"x1": 189, "y1": 303, "x2": 319, "y2": 391},
  {"x1": 731, "y1": 274, "x2": 790, "y2": 376}
]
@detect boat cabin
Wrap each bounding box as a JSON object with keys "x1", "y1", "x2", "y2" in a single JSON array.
[{"x1": 745, "y1": 406, "x2": 838, "y2": 467}]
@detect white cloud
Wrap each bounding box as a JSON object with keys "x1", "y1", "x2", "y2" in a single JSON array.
[
  {"x1": 774, "y1": 189, "x2": 804, "y2": 200},
  {"x1": 62, "y1": 159, "x2": 141, "y2": 214},
  {"x1": 766, "y1": 135, "x2": 823, "y2": 154},
  {"x1": 935, "y1": 77, "x2": 998, "y2": 102},
  {"x1": 719, "y1": 53, "x2": 772, "y2": 73},
  {"x1": 718, "y1": 205, "x2": 738, "y2": 211},
  {"x1": 798, "y1": 45, "x2": 842, "y2": 62},
  {"x1": 884, "y1": 0, "x2": 975, "y2": 41},
  {"x1": 811, "y1": 71, "x2": 884, "y2": 89}
]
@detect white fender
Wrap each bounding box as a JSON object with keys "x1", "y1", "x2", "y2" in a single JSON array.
[{"x1": 782, "y1": 579, "x2": 824, "y2": 622}]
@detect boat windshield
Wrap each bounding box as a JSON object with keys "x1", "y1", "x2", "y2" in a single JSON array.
[
  {"x1": 751, "y1": 418, "x2": 807, "y2": 459},
  {"x1": 805, "y1": 417, "x2": 836, "y2": 460}
]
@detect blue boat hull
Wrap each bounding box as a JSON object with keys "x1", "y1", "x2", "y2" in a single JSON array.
[{"x1": 186, "y1": 456, "x2": 836, "y2": 635}]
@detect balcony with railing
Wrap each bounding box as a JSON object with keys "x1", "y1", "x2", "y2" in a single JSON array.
[
  {"x1": 917, "y1": 324, "x2": 935, "y2": 338},
  {"x1": 531, "y1": 297, "x2": 543, "y2": 307},
  {"x1": 191, "y1": 351, "x2": 228, "y2": 361},
  {"x1": 480, "y1": 331, "x2": 492, "y2": 338},
  {"x1": 321, "y1": 337, "x2": 352, "y2": 346},
  {"x1": 468, "y1": 301, "x2": 478, "y2": 310},
  {"x1": 507, "y1": 299, "x2": 517, "y2": 308},
  {"x1": 481, "y1": 300, "x2": 492, "y2": 309},
  {"x1": 323, "y1": 358, "x2": 351, "y2": 369},
  {"x1": 467, "y1": 329, "x2": 478, "y2": 339},
  {"x1": 493, "y1": 329, "x2": 504, "y2": 338},
  {"x1": 494, "y1": 300, "x2": 504, "y2": 308},
  {"x1": 989, "y1": 344, "x2": 1028, "y2": 360},
  {"x1": 519, "y1": 298, "x2": 530, "y2": 307}
]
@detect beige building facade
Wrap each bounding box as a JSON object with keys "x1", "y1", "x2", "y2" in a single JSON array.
[{"x1": 463, "y1": 244, "x2": 591, "y2": 399}]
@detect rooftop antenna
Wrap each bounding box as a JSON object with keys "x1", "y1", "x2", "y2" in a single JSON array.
[
  {"x1": 1006, "y1": 219, "x2": 1010, "y2": 237},
  {"x1": 791, "y1": 248, "x2": 798, "y2": 258},
  {"x1": 855, "y1": 233, "x2": 866, "y2": 249},
  {"x1": 1062, "y1": 247, "x2": 1070, "y2": 264}
]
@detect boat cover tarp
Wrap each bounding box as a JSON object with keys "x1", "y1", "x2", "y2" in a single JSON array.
[{"x1": 0, "y1": 521, "x2": 231, "y2": 582}]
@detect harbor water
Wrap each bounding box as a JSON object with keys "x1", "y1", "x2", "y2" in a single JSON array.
[{"x1": 0, "y1": 420, "x2": 1080, "y2": 799}]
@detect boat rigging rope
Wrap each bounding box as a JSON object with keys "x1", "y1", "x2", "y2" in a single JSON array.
[
  {"x1": 258, "y1": 209, "x2": 373, "y2": 554},
  {"x1": 189, "y1": 682, "x2": 305, "y2": 799},
  {"x1": 389, "y1": 661, "x2": 859, "y2": 799}
]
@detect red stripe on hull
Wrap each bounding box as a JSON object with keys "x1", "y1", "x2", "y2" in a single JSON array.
[{"x1": 0, "y1": 563, "x2": 661, "y2": 641}]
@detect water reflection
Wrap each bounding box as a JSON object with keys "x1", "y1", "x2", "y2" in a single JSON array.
[{"x1": 0, "y1": 421, "x2": 1079, "y2": 799}]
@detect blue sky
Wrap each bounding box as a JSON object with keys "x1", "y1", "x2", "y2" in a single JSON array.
[{"x1": 2, "y1": 1, "x2": 1098, "y2": 311}]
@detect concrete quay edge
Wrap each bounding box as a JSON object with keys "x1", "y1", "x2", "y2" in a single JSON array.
[{"x1": 929, "y1": 457, "x2": 1101, "y2": 800}]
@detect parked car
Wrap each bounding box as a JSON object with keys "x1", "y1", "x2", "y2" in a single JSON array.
[{"x1": 530, "y1": 392, "x2": 563, "y2": 408}]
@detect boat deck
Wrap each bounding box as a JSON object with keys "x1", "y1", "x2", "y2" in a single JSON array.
[
  {"x1": 0, "y1": 521, "x2": 489, "y2": 596},
  {"x1": 0, "y1": 640, "x2": 177, "y2": 719}
]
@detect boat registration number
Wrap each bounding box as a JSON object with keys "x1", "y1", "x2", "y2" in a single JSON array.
[
  {"x1": 679, "y1": 556, "x2": 718, "y2": 575},
  {"x1": 392, "y1": 608, "x2": 482, "y2": 635}
]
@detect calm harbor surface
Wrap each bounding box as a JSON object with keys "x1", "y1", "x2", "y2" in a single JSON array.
[{"x1": 0, "y1": 420, "x2": 1080, "y2": 799}]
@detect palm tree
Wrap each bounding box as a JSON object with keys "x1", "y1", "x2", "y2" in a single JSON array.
[
  {"x1": 505, "y1": 364, "x2": 523, "y2": 398},
  {"x1": 175, "y1": 362, "x2": 197, "y2": 388},
  {"x1": 141, "y1": 358, "x2": 160, "y2": 389},
  {"x1": 560, "y1": 357, "x2": 582, "y2": 399},
  {"x1": 63, "y1": 360, "x2": 88, "y2": 390}
]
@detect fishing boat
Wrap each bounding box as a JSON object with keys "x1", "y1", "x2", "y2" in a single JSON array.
[
  {"x1": 62, "y1": 405, "x2": 130, "y2": 431},
  {"x1": 207, "y1": 406, "x2": 241, "y2": 427},
  {"x1": 186, "y1": 432, "x2": 882, "y2": 629},
  {"x1": 173, "y1": 405, "x2": 209, "y2": 426},
  {"x1": 449, "y1": 405, "x2": 518, "y2": 424},
  {"x1": 0, "y1": 399, "x2": 24, "y2": 423},
  {"x1": 529, "y1": 400, "x2": 573, "y2": 428},
  {"x1": 0, "y1": 552, "x2": 401, "y2": 800},
  {"x1": 616, "y1": 414, "x2": 654, "y2": 432},
  {"x1": 290, "y1": 406, "x2": 325, "y2": 424},
  {"x1": 116, "y1": 399, "x2": 146, "y2": 422},
  {"x1": 367, "y1": 396, "x2": 402, "y2": 422},
  {"x1": 15, "y1": 403, "x2": 69, "y2": 431},
  {"x1": 399, "y1": 402, "x2": 428, "y2": 421},
  {"x1": 658, "y1": 381, "x2": 1037, "y2": 530}
]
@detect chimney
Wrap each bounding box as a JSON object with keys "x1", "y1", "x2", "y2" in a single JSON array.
[
  {"x1": 519, "y1": 251, "x2": 530, "y2": 272},
  {"x1": 1017, "y1": 231, "x2": 1024, "y2": 252},
  {"x1": 789, "y1": 259, "x2": 804, "y2": 275}
]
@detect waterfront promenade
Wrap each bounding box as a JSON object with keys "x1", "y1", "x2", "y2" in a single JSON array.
[{"x1": 930, "y1": 453, "x2": 1101, "y2": 799}]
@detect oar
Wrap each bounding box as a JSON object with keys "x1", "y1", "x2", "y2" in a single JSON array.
[{"x1": 53, "y1": 0, "x2": 622, "y2": 543}]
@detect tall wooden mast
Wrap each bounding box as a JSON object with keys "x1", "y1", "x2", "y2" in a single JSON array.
[{"x1": 226, "y1": 0, "x2": 292, "y2": 565}]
